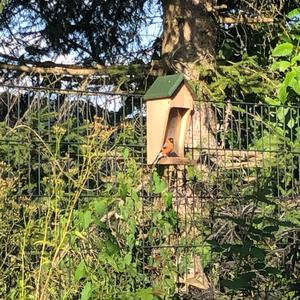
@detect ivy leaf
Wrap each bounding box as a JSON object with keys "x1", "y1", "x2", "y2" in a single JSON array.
[{"x1": 272, "y1": 43, "x2": 293, "y2": 57}]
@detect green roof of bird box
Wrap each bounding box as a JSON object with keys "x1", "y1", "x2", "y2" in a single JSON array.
[{"x1": 144, "y1": 73, "x2": 185, "y2": 100}]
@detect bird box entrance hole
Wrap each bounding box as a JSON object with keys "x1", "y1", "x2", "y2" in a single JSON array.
[{"x1": 165, "y1": 107, "x2": 190, "y2": 158}]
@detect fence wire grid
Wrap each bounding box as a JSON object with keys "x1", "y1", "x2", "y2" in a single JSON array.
[{"x1": 0, "y1": 84, "x2": 299, "y2": 299}]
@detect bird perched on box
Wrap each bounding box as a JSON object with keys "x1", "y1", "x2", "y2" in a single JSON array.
[{"x1": 152, "y1": 137, "x2": 174, "y2": 166}]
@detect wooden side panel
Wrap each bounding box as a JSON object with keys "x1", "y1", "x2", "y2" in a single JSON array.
[{"x1": 147, "y1": 98, "x2": 170, "y2": 164}]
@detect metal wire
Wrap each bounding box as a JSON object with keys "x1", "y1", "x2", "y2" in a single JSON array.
[{"x1": 0, "y1": 85, "x2": 299, "y2": 299}]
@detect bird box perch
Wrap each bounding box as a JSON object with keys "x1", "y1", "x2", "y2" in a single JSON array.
[{"x1": 144, "y1": 74, "x2": 195, "y2": 165}]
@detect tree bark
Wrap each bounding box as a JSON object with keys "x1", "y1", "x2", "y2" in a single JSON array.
[
  {"x1": 162, "y1": 0, "x2": 218, "y2": 158},
  {"x1": 162, "y1": 0, "x2": 217, "y2": 80},
  {"x1": 161, "y1": 1, "x2": 218, "y2": 293}
]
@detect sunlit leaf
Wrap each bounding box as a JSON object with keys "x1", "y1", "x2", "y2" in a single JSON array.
[
  {"x1": 287, "y1": 8, "x2": 300, "y2": 19},
  {"x1": 80, "y1": 281, "x2": 92, "y2": 300},
  {"x1": 272, "y1": 43, "x2": 293, "y2": 57}
]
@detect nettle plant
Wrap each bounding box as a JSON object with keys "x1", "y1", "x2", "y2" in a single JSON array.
[{"x1": 0, "y1": 102, "x2": 186, "y2": 300}]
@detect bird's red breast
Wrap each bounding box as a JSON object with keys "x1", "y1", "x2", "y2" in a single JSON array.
[{"x1": 162, "y1": 138, "x2": 174, "y2": 156}]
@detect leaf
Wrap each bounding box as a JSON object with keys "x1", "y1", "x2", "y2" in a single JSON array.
[
  {"x1": 124, "y1": 252, "x2": 132, "y2": 266},
  {"x1": 80, "y1": 281, "x2": 92, "y2": 300},
  {"x1": 249, "y1": 247, "x2": 266, "y2": 260},
  {"x1": 153, "y1": 171, "x2": 167, "y2": 193},
  {"x1": 136, "y1": 288, "x2": 154, "y2": 300},
  {"x1": 289, "y1": 78, "x2": 300, "y2": 95},
  {"x1": 94, "y1": 199, "x2": 108, "y2": 218},
  {"x1": 75, "y1": 261, "x2": 86, "y2": 282},
  {"x1": 278, "y1": 83, "x2": 288, "y2": 103},
  {"x1": 262, "y1": 225, "x2": 279, "y2": 233},
  {"x1": 277, "y1": 107, "x2": 289, "y2": 122},
  {"x1": 291, "y1": 54, "x2": 300, "y2": 65},
  {"x1": 123, "y1": 148, "x2": 129, "y2": 159},
  {"x1": 222, "y1": 272, "x2": 255, "y2": 291},
  {"x1": 80, "y1": 210, "x2": 93, "y2": 230},
  {"x1": 228, "y1": 245, "x2": 249, "y2": 257},
  {"x1": 264, "y1": 97, "x2": 280, "y2": 106},
  {"x1": 264, "y1": 267, "x2": 281, "y2": 275},
  {"x1": 285, "y1": 69, "x2": 296, "y2": 85},
  {"x1": 104, "y1": 239, "x2": 120, "y2": 255},
  {"x1": 163, "y1": 192, "x2": 173, "y2": 208},
  {"x1": 287, "y1": 8, "x2": 300, "y2": 19},
  {"x1": 272, "y1": 43, "x2": 294, "y2": 57},
  {"x1": 271, "y1": 60, "x2": 290, "y2": 72},
  {"x1": 288, "y1": 117, "x2": 295, "y2": 129}
]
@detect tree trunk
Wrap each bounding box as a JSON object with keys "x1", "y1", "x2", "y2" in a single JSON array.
[
  {"x1": 162, "y1": 0, "x2": 217, "y2": 80},
  {"x1": 161, "y1": 1, "x2": 217, "y2": 294},
  {"x1": 162, "y1": 0, "x2": 218, "y2": 156}
]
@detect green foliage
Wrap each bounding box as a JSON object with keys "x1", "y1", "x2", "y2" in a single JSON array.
[
  {"x1": 0, "y1": 104, "x2": 189, "y2": 299},
  {"x1": 197, "y1": 10, "x2": 300, "y2": 298}
]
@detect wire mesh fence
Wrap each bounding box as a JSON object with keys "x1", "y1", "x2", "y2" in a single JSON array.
[{"x1": 0, "y1": 84, "x2": 299, "y2": 299}]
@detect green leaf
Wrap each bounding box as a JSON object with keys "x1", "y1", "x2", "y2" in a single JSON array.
[
  {"x1": 80, "y1": 210, "x2": 93, "y2": 230},
  {"x1": 75, "y1": 261, "x2": 86, "y2": 282},
  {"x1": 272, "y1": 43, "x2": 294, "y2": 57},
  {"x1": 136, "y1": 288, "x2": 154, "y2": 300},
  {"x1": 228, "y1": 245, "x2": 249, "y2": 257},
  {"x1": 264, "y1": 267, "x2": 281, "y2": 275},
  {"x1": 277, "y1": 107, "x2": 289, "y2": 122},
  {"x1": 278, "y1": 83, "x2": 288, "y2": 103},
  {"x1": 265, "y1": 97, "x2": 280, "y2": 106},
  {"x1": 249, "y1": 247, "x2": 266, "y2": 260},
  {"x1": 271, "y1": 60, "x2": 290, "y2": 72},
  {"x1": 288, "y1": 117, "x2": 295, "y2": 129},
  {"x1": 163, "y1": 192, "x2": 173, "y2": 209},
  {"x1": 94, "y1": 199, "x2": 108, "y2": 218},
  {"x1": 124, "y1": 252, "x2": 132, "y2": 266},
  {"x1": 291, "y1": 54, "x2": 300, "y2": 65},
  {"x1": 223, "y1": 272, "x2": 256, "y2": 291},
  {"x1": 289, "y1": 78, "x2": 300, "y2": 95},
  {"x1": 80, "y1": 281, "x2": 92, "y2": 300},
  {"x1": 104, "y1": 239, "x2": 120, "y2": 255},
  {"x1": 123, "y1": 148, "x2": 129, "y2": 159},
  {"x1": 287, "y1": 8, "x2": 300, "y2": 19},
  {"x1": 153, "y1": 171, "x2": 167, "y2": 193},
  {"x1": 284, "y1": 69, "x2": 296, "y2": 85}
]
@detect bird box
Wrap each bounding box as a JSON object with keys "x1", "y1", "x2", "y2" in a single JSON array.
[{"x1": 144, "y1": 74, "x2": 195, "y2": 165}]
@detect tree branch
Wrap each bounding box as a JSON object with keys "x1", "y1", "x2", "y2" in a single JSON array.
[
  {"x1": 219, "y1": 16, "x2": 274, "y2": 24},
  {"x1": 0, "y1": 62, "x2": 145, "y2": 76}
]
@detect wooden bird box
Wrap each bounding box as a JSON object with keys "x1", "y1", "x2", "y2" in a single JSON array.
[{"x1": 144, "y1": 74, "x2": 195, "y2": 165}]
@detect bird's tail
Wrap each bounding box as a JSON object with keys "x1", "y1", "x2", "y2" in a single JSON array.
[{"x1": 151, "y1": 152, "x2": 163, "y2": 167}]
